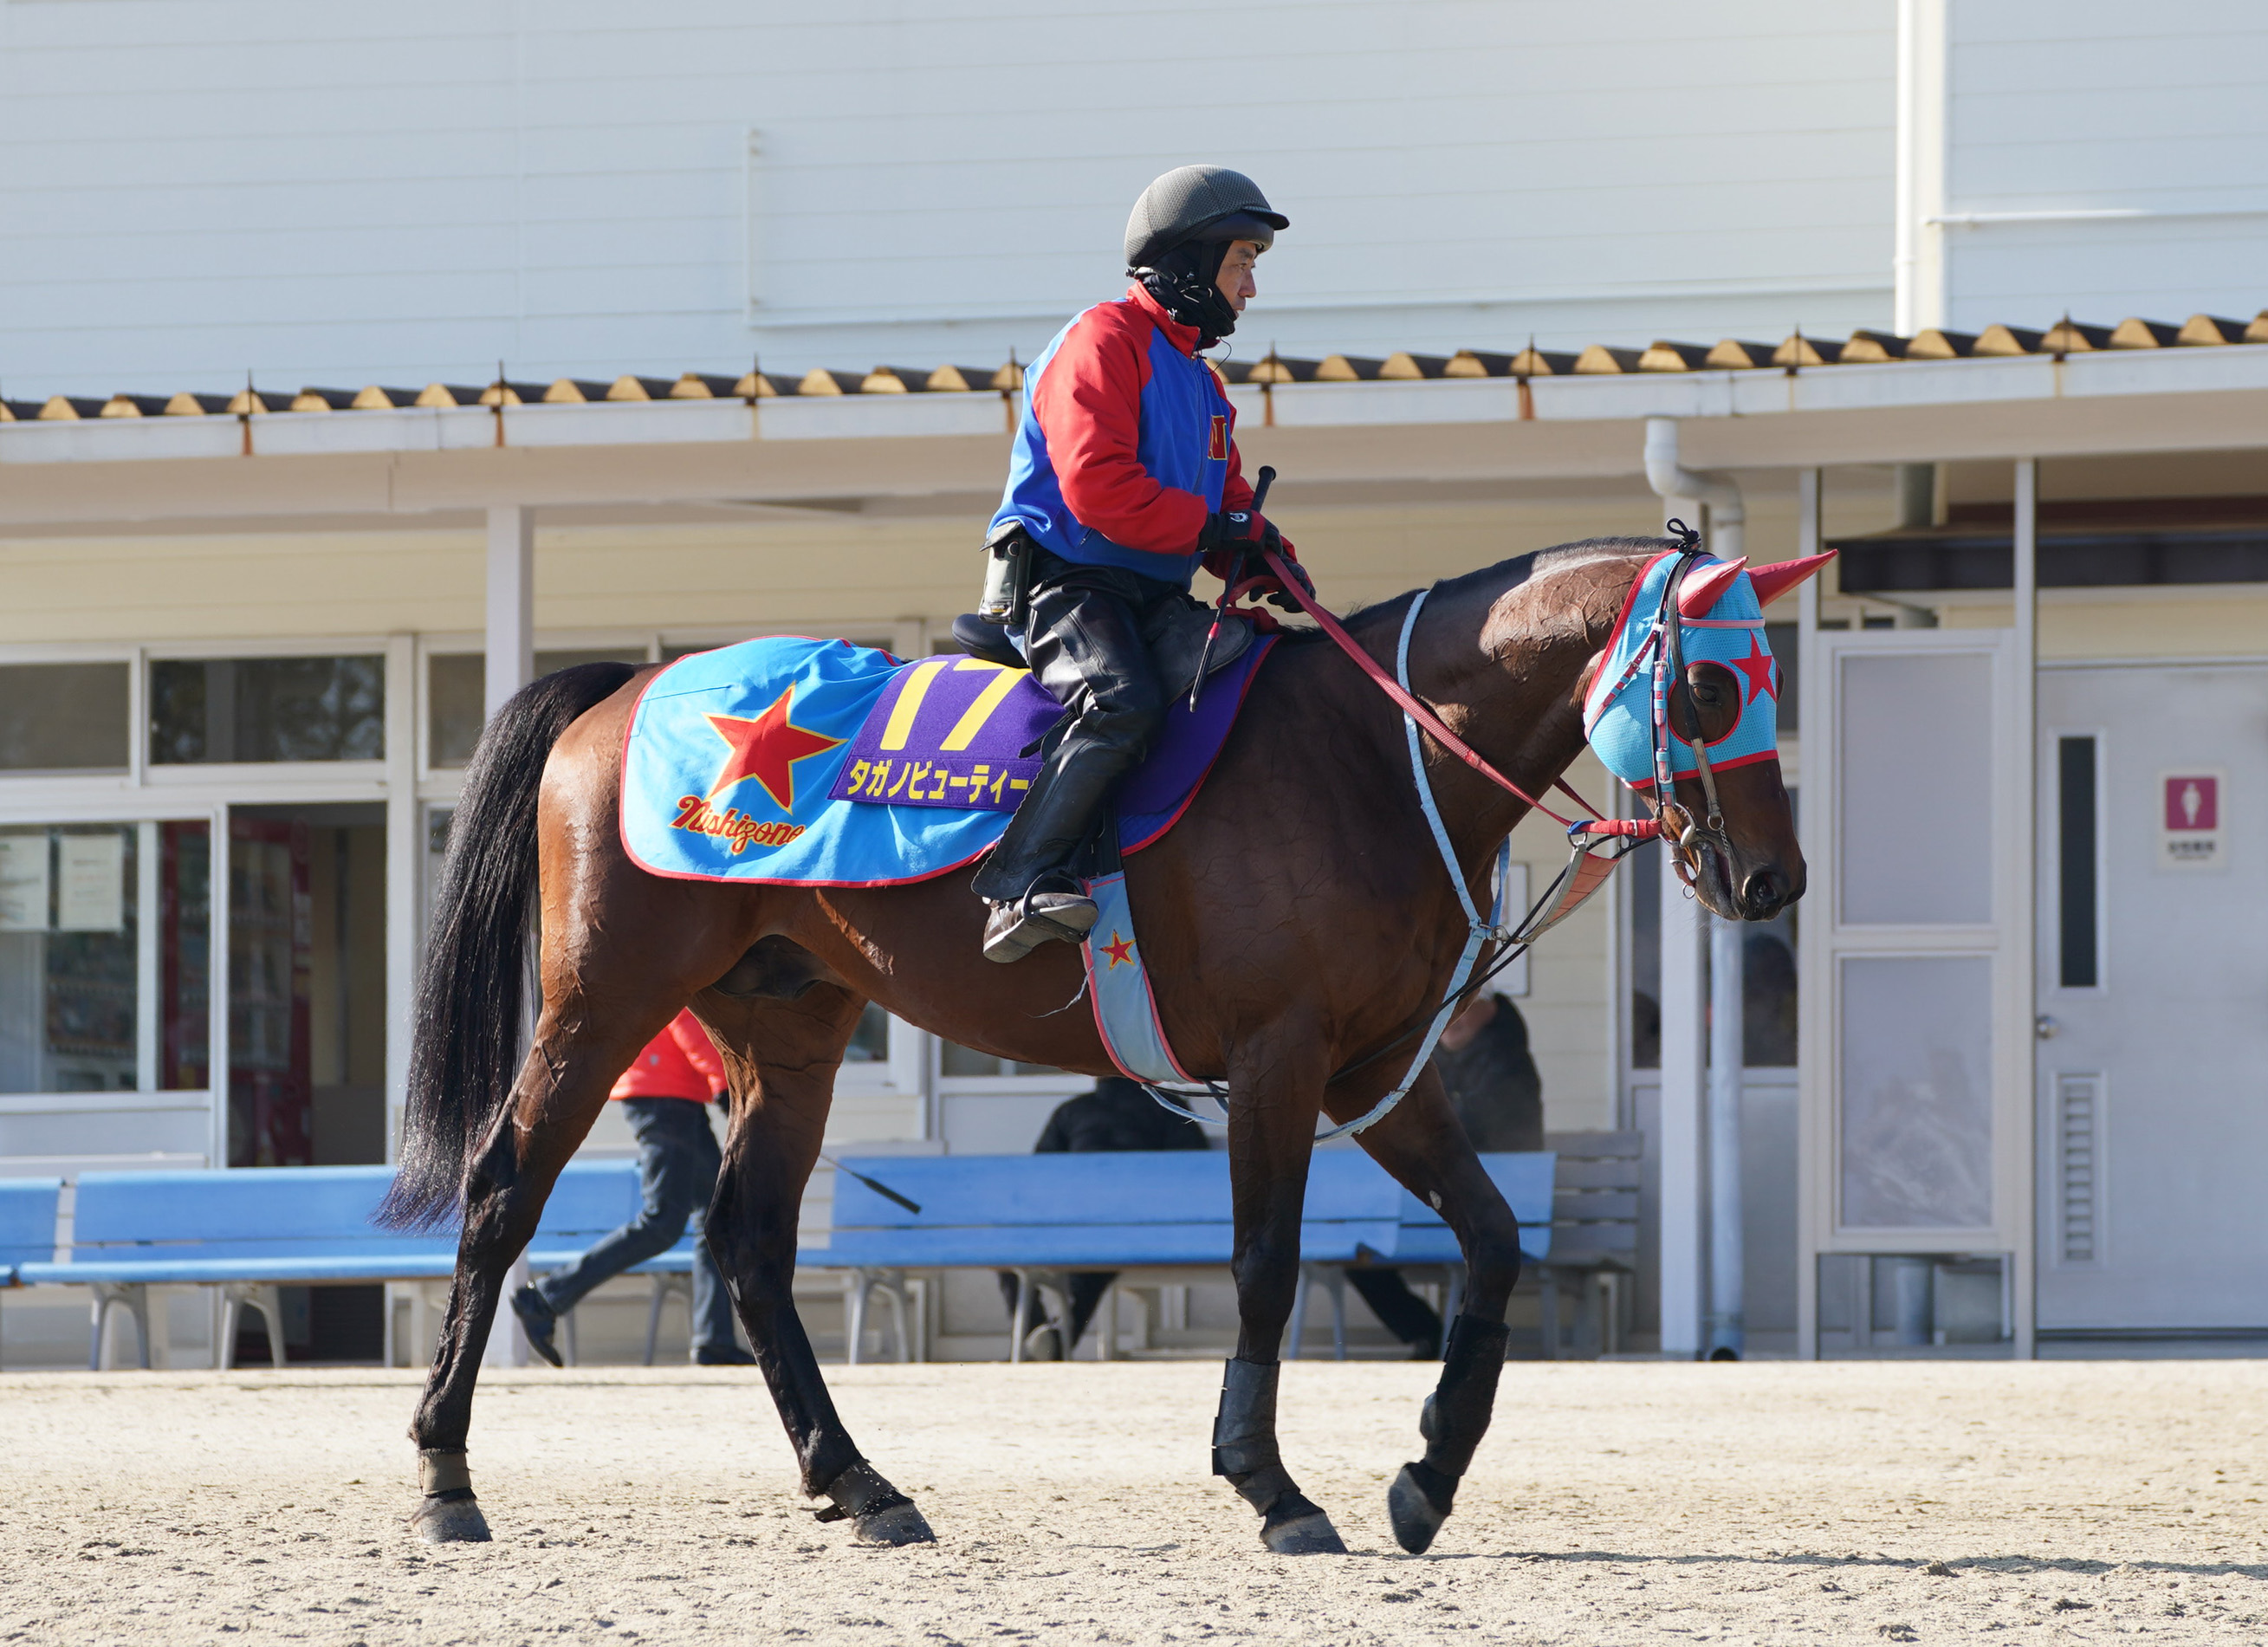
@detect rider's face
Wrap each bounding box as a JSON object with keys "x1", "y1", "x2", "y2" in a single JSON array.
[{"x1": 1215, "y1": 240, "x2": 1262, "y2": 314}]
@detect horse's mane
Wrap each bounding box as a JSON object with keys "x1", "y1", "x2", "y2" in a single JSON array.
[{"x1": 1272, "y1": 535, "x2": 1671, "y2": 645}]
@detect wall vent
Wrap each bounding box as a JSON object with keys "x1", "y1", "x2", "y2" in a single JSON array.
[{"x1": 2054, "y1": 1073, "x2": 2105, "y2": 1265}]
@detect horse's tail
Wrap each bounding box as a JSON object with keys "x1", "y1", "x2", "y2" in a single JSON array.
[{"x1": 376, "y1": 661, "x2": 641, "y2": 1230}]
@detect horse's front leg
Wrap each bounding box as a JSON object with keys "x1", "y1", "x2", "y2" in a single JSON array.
[
  {"x1": 1217, "y1": 1029, "x2": 1346, "y2": 1555},
  {"x1": 1335, "y1": 1061, "x2": 1520, "y2": 1553},
  {"x1": 703, "y1": 986, "x2": 935, "y2": 1546}
]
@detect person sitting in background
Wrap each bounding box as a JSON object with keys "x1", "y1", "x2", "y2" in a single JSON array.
[
  {"x1": 1000, "y1": 1075, "x2": 1208, "y2": 1360},
  {"x1": 511, "y1": 1009, "x2": 754, "y2": 1367},
  {"x1": 1343, "y1": 992, "x2": 1545, "y2": 1358}
]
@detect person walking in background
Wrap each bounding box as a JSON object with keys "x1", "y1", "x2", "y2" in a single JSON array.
[
  {"x1": 511, "y1": 1009, "x2": 753, "y2": 1366},
  {"x1": 1001, "y1": 1075, "x2": 1208, "y2": 1359},
  {"x1": 1344, "y1": 991, "x2": 1545, "y2": 1358}
]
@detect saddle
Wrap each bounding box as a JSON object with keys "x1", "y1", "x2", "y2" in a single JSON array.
[{"x1": 949, "y1": 593, "x2": 1254, "y2": 702}]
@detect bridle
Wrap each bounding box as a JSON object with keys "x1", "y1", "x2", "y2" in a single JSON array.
[
  {"x1": 1646, "y1": 531, "x2": 1735, "y2": 891},
  {"x1": 1142, "y1": 530, "x2": 1746, "y2": 1138}
]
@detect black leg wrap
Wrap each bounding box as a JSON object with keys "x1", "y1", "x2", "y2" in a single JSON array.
[
  {"x1": 1420, "y1": 1313, "x2": 1512, "y2": 1476},
  {"x1": 1212, "y1": 1358, "x2": 1345, "y2": 1554},
  {"x1": 814, "y1": 1459, "x2": 935, "y2": 1546},
  {"x1": 1389, "y1": 1314, "x2": 1510, "y2": 1555}
]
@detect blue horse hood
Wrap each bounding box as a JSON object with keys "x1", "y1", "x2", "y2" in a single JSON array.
[{"x1": 1582, "y1": 550, "x2": 1783, "y2": 789}]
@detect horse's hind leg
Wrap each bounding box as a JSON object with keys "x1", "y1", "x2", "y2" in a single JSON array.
[
  {"x1": 1335, "y1": 1063, "x2": 1521, "y2": 1555},
  {"x1": 702, "y1": 984, "x2": 936, "y2": 1546},
  {"x1": 408, "y1": 1003, "x2": 667, "y2": 1542}
]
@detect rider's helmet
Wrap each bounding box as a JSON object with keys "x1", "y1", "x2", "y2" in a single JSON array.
[{"x1": 1124, "y1": 165, "x2": 1287, "y2": 346}]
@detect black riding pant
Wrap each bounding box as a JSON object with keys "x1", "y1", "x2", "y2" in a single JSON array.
[{"x1": 969, "y1": 552, "x2": 1180, "y2": 901}]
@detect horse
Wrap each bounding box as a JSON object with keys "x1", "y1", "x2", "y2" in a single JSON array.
[{"x1": 380, "y1": 533, "x2": 1811, "y2": 1557}]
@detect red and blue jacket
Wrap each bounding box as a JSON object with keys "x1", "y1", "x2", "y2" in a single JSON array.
[{"x1": 988, "y1": 284, "x2": 1285, "y2": 589}]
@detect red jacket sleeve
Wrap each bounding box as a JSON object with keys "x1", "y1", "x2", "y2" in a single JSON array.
[
  {"x1": 667, "y1": 1010, "x2": 728, "y2": 1099},
  {"x1": 1030, "y1": 307, "x2": 1211, "y2": 561}
]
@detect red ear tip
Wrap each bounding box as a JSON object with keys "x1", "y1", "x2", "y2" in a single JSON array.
[
  {"x1": 1745, "y1": 550, "x2": 1838, "y2": 608},
  {"x1": 1676, "y1": 556, "x2": 1748, "y2": 618}
]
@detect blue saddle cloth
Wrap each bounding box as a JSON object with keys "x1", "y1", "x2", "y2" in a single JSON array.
[{"x1": 620, "y1": 633, "x2": 1271, "y2": 887}]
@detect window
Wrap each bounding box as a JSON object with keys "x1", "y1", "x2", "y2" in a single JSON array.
[
  {"x1": 1763, "y1": 623, "x2": 1798, "y2": 733},
  {"x1": 940, "y1": 1042, "x2": 1064, "y2": 1079},
  {"x1": 427, "y1": 648, "x2": 650, "y2": 767},
  {"x1": 151, "y1": 657, "x2": 384, "y2": 763},
  {"x1": 2057, "y1": 736, "x2": 2099, "y2": 989},
  {"x1": 1626, "y1": 833, "x2": 1798, "y2": 1069},
  {"x1": 0, "y1": 821, "x2": 211, "y2": 1093},
  {"x1": 0, "y1": 662, "x2": 130, "y2": 771},
  {"x1": 844, "y1": 1002, "x2": 891, "y2": 1063}
]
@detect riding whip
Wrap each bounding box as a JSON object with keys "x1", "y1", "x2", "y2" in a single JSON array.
[{"x1": 1189, "y1": 464, "x2": 1275, "y2": 711}]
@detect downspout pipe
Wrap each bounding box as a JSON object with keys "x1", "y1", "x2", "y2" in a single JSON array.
[
  {"x1": 1643, "y1": 417, "x2": 1744, "y2": 563},
  {"x1": 1642, "y1": 417, "x2": 1746, "y2": 1360}
]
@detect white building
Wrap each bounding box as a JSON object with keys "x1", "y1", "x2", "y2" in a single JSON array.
[{"x1": 1, "y1": 0, "x2": 2265, "y2": 1363}]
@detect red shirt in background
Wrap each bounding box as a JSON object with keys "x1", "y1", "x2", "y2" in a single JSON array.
[{"x1": 610, "y1": 1009, "x2": 728, "y2": 1103}]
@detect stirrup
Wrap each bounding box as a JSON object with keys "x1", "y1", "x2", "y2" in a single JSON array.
[{"x1": 982, "y1": 884, "x2": 1098, "y2": 963}]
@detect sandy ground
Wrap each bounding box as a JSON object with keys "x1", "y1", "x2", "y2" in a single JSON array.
[{"x1": 3, "y1": 1358, "x2": 2265, "y2": 1645}]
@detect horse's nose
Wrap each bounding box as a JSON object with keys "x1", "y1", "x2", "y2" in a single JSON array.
[{"x1": 1738, "y1": 866, "x2": 1786, "y2": 921}]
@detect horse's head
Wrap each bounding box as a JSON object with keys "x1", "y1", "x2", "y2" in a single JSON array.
[{"x1": 1579, "y1": 544, "x2": 1831, "y2": 922}]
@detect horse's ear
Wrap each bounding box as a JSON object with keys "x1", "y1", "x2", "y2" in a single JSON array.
[
  {"x1": 1676, "y1": 556, "x2": 1748, "y2": 618},
  {"x1": 1744, "y1": 551, "x2": 1837, "y2": 609}
]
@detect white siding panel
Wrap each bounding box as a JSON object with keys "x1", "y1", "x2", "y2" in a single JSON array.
[
  {"x1": 1939, "y1": 0, "x2": 2268, "y2": 327},
  {"x1": 0, "y1": 0, "x2": 1894, "y2": 396}
]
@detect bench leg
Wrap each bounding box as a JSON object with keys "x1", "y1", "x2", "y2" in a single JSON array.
[
  {"x1": 645, "y1": 1274, "x2": 692, "y2": 1366},
  {"x1": 846, "y1": 1272, "x2": 868, "y2": 1367},
  {"x1": 886, "y1": 1275, "x2": 910, "y2": 1366},
  {"x1": 1287, "y1": 1268, "x2": 1311, "y2": 1361},
  {"x1": 91, "y1": 1283, "x2": 151, "y2": 1371},
  {"x1": 1539, "y1": 1269, "x2": 1562, "y2": 1360},
  {"x1": 1328, "y1": 1272, "x2": 1347, "y2": 1362},
  {"x1": 1010, "y1": 1271, "x2": 1030, "y2": 1364},
  {"x1": 1094, "y1": 1281, "x2": 1117, "y2": 1362}
]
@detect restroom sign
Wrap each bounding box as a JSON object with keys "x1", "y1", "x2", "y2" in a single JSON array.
[{"x1": 2159, "y1": 770, "x2": 2226, "y2": 871}]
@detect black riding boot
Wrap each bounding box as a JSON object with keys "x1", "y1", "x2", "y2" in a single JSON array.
[{"x1": 970, "y1": 560, "x2": 1167, "y2": 962}]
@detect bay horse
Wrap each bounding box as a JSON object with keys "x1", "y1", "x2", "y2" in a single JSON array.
[{"x1": 381, "y1": 535, "x2": 1808, "y2": 1557}]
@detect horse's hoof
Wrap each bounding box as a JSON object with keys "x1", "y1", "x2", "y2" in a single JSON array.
[
  {"x1": 409, "y1": 1492, "x2": 492, "y2": 1544},
  {"x1": 852, "y1": 1498, "x2": 936, "y2": 1546},
  {"x1": 1388, "y1": 1464, "x2": 1448, "y2": 1554},
  {"x1": 1260, "y1": 1508, "x2": 1347, "y2": 1555}
]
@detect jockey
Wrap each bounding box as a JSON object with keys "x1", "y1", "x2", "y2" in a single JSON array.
[{"x1": 972, "y1": 164, "x2": 1311, "y2": 963}]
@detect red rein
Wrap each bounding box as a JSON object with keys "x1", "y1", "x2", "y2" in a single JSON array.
[{"x1": 1251, "y1": 547, "x2": 1659, "y2": 843}]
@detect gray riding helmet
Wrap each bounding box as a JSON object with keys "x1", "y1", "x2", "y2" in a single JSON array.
[{"x1": 1124, "y1": 165, "x2": 1289, "y2": 271}]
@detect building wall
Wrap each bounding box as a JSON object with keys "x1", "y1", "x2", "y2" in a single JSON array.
[
  {"x1": 1925, "y1": 0, "x2": 2268, "y2": 329},
  {"x1": 0, "y1": 491, "x2": 1692, "y2": 1134},
  {"x1": 0, "y1": 0, "x2": 1895, "y2": 396}
]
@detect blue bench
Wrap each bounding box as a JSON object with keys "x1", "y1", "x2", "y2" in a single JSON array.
[
  {"x1": 0, "y1": 1177, "x2": 62, "y2": 1288},
  {"x1": 813, "y1": 1151, "x2": 1554, "y2": 1363},
  {"x1": 1289, "y1": 1153, "x2": 1556, "y2": 1358},
  {"x1": 0, "y1": 1177, "x2": 65, "y2": 1365},
  {"x1": 14, "y1": 1163, "x2": 700, "y2": 1369}
]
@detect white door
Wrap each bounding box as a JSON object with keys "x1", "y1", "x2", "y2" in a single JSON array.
[
  {"x1": 2036, "y1": 664, "x2": 2268, "y2": 1332},
  {"x1": 1798, "y1": 626, "x2": 2035, "y2": 1349}
]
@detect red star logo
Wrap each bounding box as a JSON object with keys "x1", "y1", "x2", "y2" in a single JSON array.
[
  {"x1": 1729, "y1": 634, "x2": 1779, "y2": 706},
  {"x1": 704, "y1": 688, "x2": 845, "y2": 812},
  {"x1": 1100, "y1": 930, "x2": 1136, "y2": 969}
]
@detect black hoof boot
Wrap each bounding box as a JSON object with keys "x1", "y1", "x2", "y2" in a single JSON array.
[
  {"x1": 1262, "y1": 1492, "x2": 1348, "y2": 1555},
  {"x1": 1387, "y1": 1460, "x2": 1457, "y2": 1554},
  {"x1": 410, "y1": 1451, "x2": 493, "y2": 1544},
  {"x1": 813, "y1": 1461, "x2": 936, "y2": 1546},
  {"x1": 1214, "y1": 1358, "x2": 1346, "y2": 1555}
]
